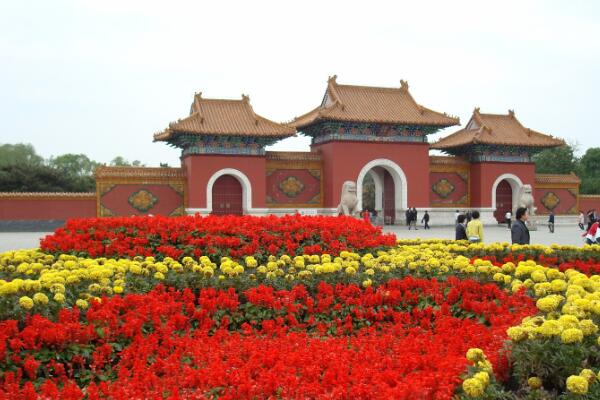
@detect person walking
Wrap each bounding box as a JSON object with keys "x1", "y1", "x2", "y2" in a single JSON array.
[
  {"x1": 454, "y1": 210, "x2": 460, "y2": 223},
  {"x1": 511, "y1": 207, "x2": 531, "y2": 245},
  {"x1": 466, "y1": 210, "x2": 484, "y2": 243},
  {"x1": 405, "y1": 209, "x2": 411, "y2": 228},
  {"x1": 455, "y1": 214, "x2": 468, "y2": 240},
  {"x1": 548, "y1": 211, "x2": 555, "y2": 233},
  {"x1": 412, "y1": 208, "x2": 418, "y2": 230},
  {"x1": 579, "y1": 211, "x2": 586, "y2": 230},
  {"x1": 422, "y1": 211, "x2": 430, "y2": 230},
  {"x1": 505, "y1": 210, "x2": 512, "y2": 229}
]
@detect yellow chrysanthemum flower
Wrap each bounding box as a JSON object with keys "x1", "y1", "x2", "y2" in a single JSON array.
[
  {"x1": 53, "y1": 293, "x2": 65, "y2": 303},
  {"x1": 566, "y1": 375, "x2": 588, "y2": 395},
  {"x1": 527, "y1": 376, "x2": 542, "y2": 390},
  {"x1": 561, "y1": 328, "x2": 584, "y2": 344},
  {"x1": 19, "y1": 296, "x2": 34, "y2": 310},
  {"x1": 32, "y1": 292, "x2": 49, "y2": 305},
  {"x1": 462, "y1": 378, "x2": 485, "y2": 397}
]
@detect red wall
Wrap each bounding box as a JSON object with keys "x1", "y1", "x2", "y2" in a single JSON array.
[
  {"x1": 183, "y1": 155, "x2": 267, "y2": 209},
  {"x1": 429, "y1": 171, "x2": 469, "y2": 206},
  {"x1": 580, "y1": 196, "x2": 600, "y2": 213},
  {"x1": 535, "y1": 188, "x2": 578, "y2": 215},
  {"x1": 312, "y1": 141, "x2": 430, "y2": 208},
  {"x1": 0, "y1": 197, "x2": 96, "y2": 220},
  {"x1": 469, "y1": 162, "x2": 536, "y2": 208},
  {"x1": 101, "y1": 184, "x2": 183, "y2": 216}
]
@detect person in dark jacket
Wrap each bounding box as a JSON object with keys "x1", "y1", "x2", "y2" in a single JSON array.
[
  {"x1": 548, "y1": 211, "x2": 555, "y2": 233},
  {"x1": 511, "y1": 207, "x2": 530, "y2": 245},
  {"x1": 421, "y1": 211, "x2": 430, "y2": 229},
  {"x1": 455, "y1": 214, "x2": 467, "y2": 240}
]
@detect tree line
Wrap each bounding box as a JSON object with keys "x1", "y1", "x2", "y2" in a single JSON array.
[
  {"x1": 0, "y1": 143, "x2": 146, "y2": 192},
  {"x1": 532, "y1": 144, "x2": 600, "y2": 194}
]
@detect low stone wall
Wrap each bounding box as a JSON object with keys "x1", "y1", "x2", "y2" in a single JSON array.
[
  {"x1": 580, "y1": 195, "x2": 600, "y2": 213},
  {"x1": 0, "y1": 193, "x2": 96, "y2": 221}
]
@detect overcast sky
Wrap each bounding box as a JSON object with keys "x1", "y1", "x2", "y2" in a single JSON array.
[{"x1": 1, "y1": 0, "x2": 599, "y2": 166}]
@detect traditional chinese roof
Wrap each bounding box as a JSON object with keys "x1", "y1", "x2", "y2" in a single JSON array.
[
  {"x1": 154, "y1": 93, "x2": 296, "y2": 141},
  {"x1": 432, "y1": 108, "x2": 564, "y2": 150},
  {"x1": 535, "y1": 172, "x2": 581, "y2": 185},
  {"x1": 289, "y1": 76, "x2": 459, "y2": 129}
]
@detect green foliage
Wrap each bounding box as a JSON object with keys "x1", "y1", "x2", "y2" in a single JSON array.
[
  {"x1": 510, "y1": 337, "x2": 598, "y2": 392},
  {"x1": 578, "y1": 148, "x2": 600, "y2": 194},
  {"x1": 48, "y1": 153, "x2": 98, "y2": 177},
  {"x1": 0, "y1": 164, "x2": 85, "y2": 192},
  {"x1": 533, "y1": 144, "x2": 579, "y2": 174},
  {"x1": 0, "y1": 143, "x2": 146, "y2": 192},
  {"x1": 0, "y1": 143, "x2": 44, "y2": 167},
  {"x1": 110, "y1": 156, "x2": 144, "y2": 167}
]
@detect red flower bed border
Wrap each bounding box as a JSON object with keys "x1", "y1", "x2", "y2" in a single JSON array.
[{"x1": 40, "y1": 215, "x2": 396, "y2": 260}]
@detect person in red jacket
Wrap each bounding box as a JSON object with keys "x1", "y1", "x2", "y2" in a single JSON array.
[
  {"x1": 361, "y1": 209, "x2": 371, "y2": 224},
  {"x1": 583, "y1": 219, "x2": 600, "y2": 245}
]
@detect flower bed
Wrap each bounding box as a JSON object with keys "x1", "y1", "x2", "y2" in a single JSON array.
[
  {"x1": 40, "y1": 215, "x2": 396, "y2": 260},
  {"x1": 2, "y1": 218, "x2": 600, "y2": 398},
  {"x1": 0, "y1": 279, "x2": 535, "y2": 399}
]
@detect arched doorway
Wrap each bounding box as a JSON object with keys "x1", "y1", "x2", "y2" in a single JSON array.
[
  {"x1": 357, "y1": 159, "x2": 408, "y2": 225},
  {"x1": 211, "y1": 175, "x2": 243, "y2": 215},
  {"x1": 383, "y1": 170, "x2": 395, "y2": 224},
  {"x1": 494, "y1": 180, "x2": 512, "y2": 223},
  {"x1": 491, "y1": 174, "x2": 523, "y2": 224}
]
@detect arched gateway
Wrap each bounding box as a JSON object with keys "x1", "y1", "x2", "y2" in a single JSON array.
[
  {"x1": 357, "y1": 159, "x2": 408, "y2": 224},
  {"x1": 144, "y1": 76, "x2": 574, "y2": 223}
]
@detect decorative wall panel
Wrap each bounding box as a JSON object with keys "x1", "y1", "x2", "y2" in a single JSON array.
[
  {"x1": 265, "y1": 152, "x2": 323, "y2": 207},
  {"x1": 429, "y1": 172, "x2": 469, "y2": 207},
  {"x1": 535, "y1": 188, "x2": 578, "y2": 215},
  {"x1": 96, "y1": 167, "x2": 186, "y2": 217}
]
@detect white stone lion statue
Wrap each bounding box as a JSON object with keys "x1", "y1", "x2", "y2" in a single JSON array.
[
  {"x1": 517, "y1": 184, "x2": 537, "y2": 230},
  {"x1": 337, "y1": 181, "x2": 359, "y2": 216}
]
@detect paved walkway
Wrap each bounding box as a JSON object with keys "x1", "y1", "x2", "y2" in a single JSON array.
[
  {"x1": 383, "y1": 224, "x2": 586, "y2": 246},
  {"x1": 0, "y1": 223, "x2": 588, "y2": 253},
  {"x1": 0, "y1": 232, "x2": 51, "y2": 252}
]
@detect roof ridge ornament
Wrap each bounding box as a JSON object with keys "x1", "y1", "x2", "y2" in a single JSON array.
[
  {"x1": 328, "y1": 75, "x2": 337, "y2": 84},
  {"x1": 241, "y1": 94, "x2": 250, "y2": 103},
  {"x1": 508, "y1": 109, "x2": 515, "y2": 117},
  {"x1": 474, "y1": 107, "x2": 480, "y2": 114},
  {"x1": 400, "y1": 80, "x2": 409, "y2": 92}
]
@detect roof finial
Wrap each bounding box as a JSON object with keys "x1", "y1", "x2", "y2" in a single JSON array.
[
  {"x1": 400, "y1": 80, "x2": 409, "y2": 91},
  {"x1": 508, "y1": 109, "x2": 515, "y2": 117},
  {"x1": 241, "y1": 94, "x2": 250, "y2": 103},
  {"x1": 195, "y1": 91, "x2": 202, "y2": 99},
  {"x1": 474, "y1": 107, "x2": 480, "y2": 114},
  {"x1": 328, "y1": 75, "x2": 337, "y2": 84}
]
